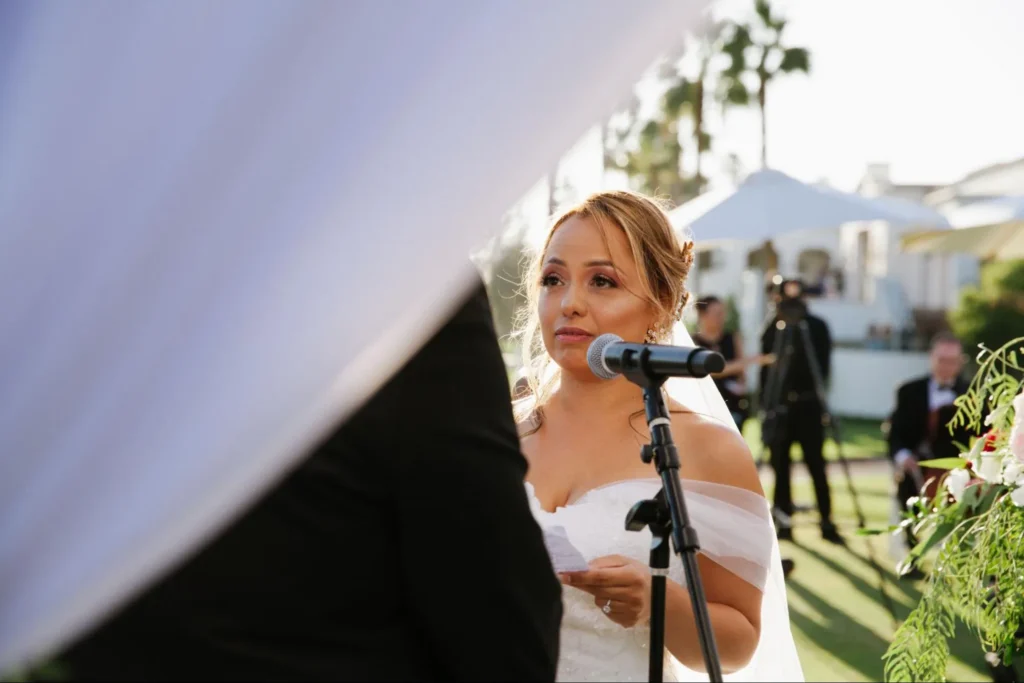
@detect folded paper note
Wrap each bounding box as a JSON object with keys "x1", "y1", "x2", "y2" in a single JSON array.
[{"x1": 541, "y1": 524, "x2": 589, "y2": 573}]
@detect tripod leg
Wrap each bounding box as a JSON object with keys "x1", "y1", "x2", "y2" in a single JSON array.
[
  {"x1": 758, "y1": 324, "x2": 793, "y2": 469},
  {"x1": 769, "y1": 430, "x2": 795, "y2": 531},
  {"x1": 761, "y1": 323, "x2": 792, "y2": 423}
]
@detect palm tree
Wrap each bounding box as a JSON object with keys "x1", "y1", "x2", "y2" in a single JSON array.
[
  {"x1": 661, "y1": 21, "x2": 724, "y2": 192},
  {"x1": 602, "y1": 93, "x2": 641, "y2": 177},
  {"x1": 605, "y1": 47, "x2": 702, "y2": 205},
  {"x1": 719, "y1": 0, "x2": 810, "y2": 168},
  {"x1": 604, "y1": 87, "x2": 693, "y2": 204},
  {"x1": 620, "y1": 118, "x2": 696, "y2": 205},
  {"x1": 661, "y1": 77, "x2": 706, "y2": 192}
]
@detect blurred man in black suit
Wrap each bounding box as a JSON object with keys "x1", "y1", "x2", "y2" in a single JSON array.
[
  {"x1": 760, "y1": 278, "x2": 843, "y2": 545},
  {"x1": 62, "y1": 277, "x2": 563, "y2": 682},
  {"x1": 889, "y1": 332, "x2": 971, "y2": 490},
  {"x1": 888, "y1": 332, "x2": 971, "y2": 565}
]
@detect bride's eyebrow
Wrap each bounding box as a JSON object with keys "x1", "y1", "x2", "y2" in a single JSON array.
[{"x1": 543, "y1": 257, "x2": 617, "y2": 268}]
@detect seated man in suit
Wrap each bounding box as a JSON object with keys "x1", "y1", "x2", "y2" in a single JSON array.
[
  {"x1": 888, "y1": 332, "x2": 973, "y2": 571},
  {"x1": 61, "y1": 278, "x2": 563, "y2": 682}
]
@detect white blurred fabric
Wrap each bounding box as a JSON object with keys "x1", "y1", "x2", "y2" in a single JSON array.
[{"x1": 0, "y1": 0, "x2": 709, "y2": 669}]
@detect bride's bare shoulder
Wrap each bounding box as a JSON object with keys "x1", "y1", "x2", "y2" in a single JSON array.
[{"x1": 669, "y1": 410, "x2": 764, "y2": 497}]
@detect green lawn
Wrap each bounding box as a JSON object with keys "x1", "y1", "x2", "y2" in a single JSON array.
[
  {"x1": 744, "y1": 416, "x2": 888, "y2": 462},
  {"x1": 766, "y1": 472, "x2": 992, "y2": 682}
]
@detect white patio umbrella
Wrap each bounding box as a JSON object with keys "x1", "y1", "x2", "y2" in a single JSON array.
[
  {"x1": 669, "y1": 168, "x2": 947, "y2": 242},
  {"x1": 0, "y1": 0, "x2": 708, "y2": 670},
  {"x1": 902, "y1": 221, "x2": 1024, "y2": 261},
  {"x1": 901, "y1": 197, "x2": 1024, "y2": 260}
]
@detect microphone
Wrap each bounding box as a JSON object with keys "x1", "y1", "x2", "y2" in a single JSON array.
[{"x1": 587, "y1": 333, "x2": 725, "y2": 381}]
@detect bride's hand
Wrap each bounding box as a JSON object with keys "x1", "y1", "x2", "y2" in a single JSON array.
[{"x1": 560, "y1": 555, "x2": 651, "y2": 628}]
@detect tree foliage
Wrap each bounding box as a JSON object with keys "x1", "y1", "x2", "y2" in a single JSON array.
[{"x1": 949, "y1": 259, "x2": 1024, "y2": 356}]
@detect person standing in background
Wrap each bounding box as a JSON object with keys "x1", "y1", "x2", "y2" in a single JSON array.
[
  {"x1": 759, "y1": 280, "x2": 843, "y2": 545},
  {"x1": 692, "y1": 295, "x2": 771, "y2": 431}
]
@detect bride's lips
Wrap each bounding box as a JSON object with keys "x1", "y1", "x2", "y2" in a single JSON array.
[{"x1": 554, "y1": 326, "x2": 594, "y2": 344}]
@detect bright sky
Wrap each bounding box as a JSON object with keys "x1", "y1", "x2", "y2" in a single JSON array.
[
  {"x1": 517, "y1": 0, "x2": 1024, "y2": 244},
  {"x1": 712, "y1": 0, "x2": 1024, "y2": 190}
]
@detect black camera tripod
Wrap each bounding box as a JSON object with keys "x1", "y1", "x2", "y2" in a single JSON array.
[{"x1": 759, "y1": 299, "x2": 900, "y2": 627}]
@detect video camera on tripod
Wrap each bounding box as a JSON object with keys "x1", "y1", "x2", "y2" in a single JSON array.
[
  {"x1": 767, "y1": 275, "x2": 809, "y2": 327},
  {"x1": 760, "y1": 276, "x2": 812, "y2": 446}
]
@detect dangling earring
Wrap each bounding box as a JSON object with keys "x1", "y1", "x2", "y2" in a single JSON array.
[{"x1": 644, "y1": 327, "x2": 658, "y2": 344}]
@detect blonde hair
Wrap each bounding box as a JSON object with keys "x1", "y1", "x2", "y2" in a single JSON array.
[{"x1": 512, "y1": 190, "x2": 694, "y2": 427}]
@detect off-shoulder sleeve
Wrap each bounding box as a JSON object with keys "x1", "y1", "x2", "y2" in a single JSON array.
[{"x1": 670, "y1": 479, "x2": 774, "y2": 592}]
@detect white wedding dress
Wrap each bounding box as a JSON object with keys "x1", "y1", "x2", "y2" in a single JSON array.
[
  {"x1": 527, "y1": 476, "x2": 802, "y2": 682},
  {"x1": 523, "y1": 321, "x2": 804, "y2": 682}
]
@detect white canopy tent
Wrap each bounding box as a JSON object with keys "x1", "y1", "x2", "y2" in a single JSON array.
[
  {"x1": 0, "y1": 0, "x2": 708, "y2": 670},
  {"x1": 668, "y1": 168, "x2": 948, "y2": 244}
]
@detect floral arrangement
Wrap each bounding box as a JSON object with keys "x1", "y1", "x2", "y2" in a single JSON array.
[{"x1": 883, "y1": 337, "x2": 1024, "y2": 682}]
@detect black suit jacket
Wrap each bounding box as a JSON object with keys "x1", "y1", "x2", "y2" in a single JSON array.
[
  {"x1": 887, "y1": 375, "x2": 972, "y2": 462},
  {"x1": 63, "y1": 280, "x2": 562, "y2": 681},
  {"x1": 759, "y1": 311, "x2": 832, "y2": 401}
]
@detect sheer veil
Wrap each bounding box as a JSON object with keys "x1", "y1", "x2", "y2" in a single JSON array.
[{"x1": 664, "y1": 321, "x2": 804, "y2": 682}]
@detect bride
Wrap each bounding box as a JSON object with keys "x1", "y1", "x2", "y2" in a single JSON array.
[{"x1": 514, "y1": 190, "x2": 803, "y2": 682}]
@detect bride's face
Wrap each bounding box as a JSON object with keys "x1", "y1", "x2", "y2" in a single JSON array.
[{"x1": 538, "y1": 215, "x2": 654, "y2": 378}]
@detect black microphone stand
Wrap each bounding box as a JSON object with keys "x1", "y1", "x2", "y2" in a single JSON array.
[{"x1": 621, "y1": 346, "x2": 724, "y2": 683}]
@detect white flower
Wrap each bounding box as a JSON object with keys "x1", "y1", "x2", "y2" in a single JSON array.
[
  {"x1": 946, "y1": 468, "x2": 971, "y2": 502},
  {"x1": 972, "y1": 452, "x2": 1003, "y2": 483},
  {"x1": 1009, "y1": 390, "x2": 1024, "y2": 463},
  {"x1": 1004, "y1": 459, "x2": 1024, "y2": 487},
  {"x1": 1011, "y1": 485, "x2": 1024, "y2": 508}
]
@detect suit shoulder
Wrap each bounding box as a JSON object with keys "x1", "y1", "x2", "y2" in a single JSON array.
[
  {"x1": 899, "y1": 375, "x2": 929, "y2": 390},
  {"x1": 446, "y1": 279, "x2": 494, "y2": 330},
  {"x1": 897, "y1": 376, "x2": 929, "y2": 395}
]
